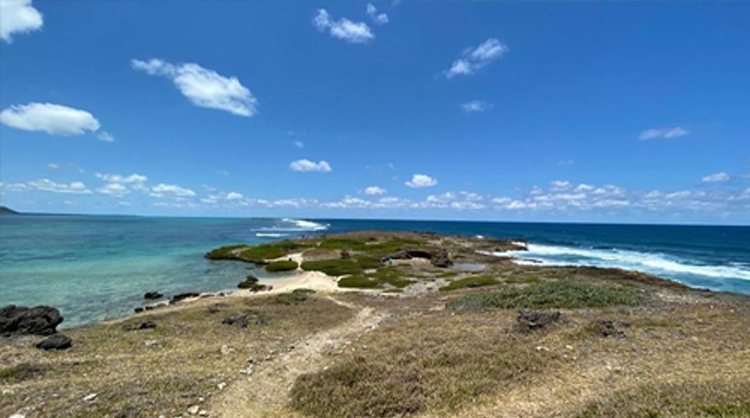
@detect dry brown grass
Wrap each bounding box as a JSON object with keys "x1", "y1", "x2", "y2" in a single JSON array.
[
  {"x1": 0, "y1": 295, "x2": 353, "y2": 418},
  {"x1": 290, "y1": 310, "x2": 562, "y2": 417}
]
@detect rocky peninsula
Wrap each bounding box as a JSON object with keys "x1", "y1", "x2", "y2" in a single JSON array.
[{"x1": 1, "y1": 231, "x2": 749, "y2": 418}]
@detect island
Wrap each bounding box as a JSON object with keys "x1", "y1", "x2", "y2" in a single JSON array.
[
  {"x1": 0, "y1": 205, "x2": 20, "y2": 215},
  {"x1": 1, "y1": 231, "x2": 748, "y2": 418}
]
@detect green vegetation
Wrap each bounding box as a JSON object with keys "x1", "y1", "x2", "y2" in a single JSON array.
[
  {"x1": 302, "y1": 259, "x2": 364, "y2": 276},
  {"x1": 317, "y1": 236, "x2": 425, "y2": 257},
  {"x1": 338, "y1": 267, "x2": 415, "y2": 289},
  {"x1": 205, "y1": 244, "x2": 246, "y2": 260},
  {"x1": 449, "y1": 281, "x2": 644, "y2": 310},
  {"x1": 237, "y1": 275, "x2": 267, "y2": 292},
  {"x1": 290, "y1": 316, "x2": 553, "y2": 418},
  {"x1": 265, "y1": 260, "x2": 299, "y2": 272},
  {"x1": 276, "y1": 289, "x2": 317, "y2": 305},
  {"x1": 439, "y1": 276, "x2": 500, "y2": 292}
]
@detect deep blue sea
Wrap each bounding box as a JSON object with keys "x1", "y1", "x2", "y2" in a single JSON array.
[{"x1": 1, "y1": 215, "x2": 749, "y2": 327}]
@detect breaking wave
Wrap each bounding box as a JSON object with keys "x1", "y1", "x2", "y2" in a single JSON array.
[
  {"x1": 255, "y1": 218, "x2": 330, "y2": 233},
  {"x1": 499, "y1": 243, "x2": 750, "y2": 282}
]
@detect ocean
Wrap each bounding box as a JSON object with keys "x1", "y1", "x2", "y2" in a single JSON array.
[{"x1": 1, "y1": 215, "x2": 749, "y2": 327}]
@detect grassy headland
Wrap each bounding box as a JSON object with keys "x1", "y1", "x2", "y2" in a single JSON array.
[{"x1": 2, "y1": 231, "x2": 748, "y2": 418}]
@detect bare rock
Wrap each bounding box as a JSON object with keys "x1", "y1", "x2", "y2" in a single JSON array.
[{"x1": 1, "y1": 305, "x2": 63, "y2": 336}]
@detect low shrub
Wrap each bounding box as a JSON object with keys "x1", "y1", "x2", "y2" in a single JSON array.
[
  {"x1": 276, "y1": 289, "x2": 316, "y2": 305},
  {"x1": 439, "y1": 276, "x2": 500, "y2": 292},
  {"x1": 205, "y1": 244, "x2": 246, "y2": 260},
  {"x1": 448, "y1": 281, "x2": 644, "y2": 310},
  {"x1": 265, "y1": 260, "x2": 299, "y2": 272},
  {"x1": 302, "y1": 259, "x2": 364, "y2": 276},
  {"x1": 237, "y1": 275, "x2": 259, "y2": 289}
]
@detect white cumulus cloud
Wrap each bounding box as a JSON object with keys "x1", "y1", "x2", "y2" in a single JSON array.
[
  {"x1": 638, "y1": 127, "x2": 689, "y2": 140},
  {"x1": 363, "y1": 186, "x2": 387, "y2": 195},
  {"x1": 702, "y1": 172, "x2": 730, "y2": 183},
  {"x1": 290, "y1": 159, "x2": 332, "y2": 172},
  {"x1": 0, "y1": 103, "x2": 100, "y2": 136},
  {"x1": 313, "y1": 9, "x2": 374, "y2": 44},
  {"x1": 226, "y1": 191, "x2": 243, "y2": 200},
  {"x1": 445, "y1": 38, "x2": 509, "y2": 78},
  {"x1": 405, "y1": 174, "x2": 438, "y2": 188},
  {"x1": 150, "y1": 183, "x2": 196, "y2": 198},
  {"x1": 131, "y1": 58, "x2": 258, "y2": 117},
  {"x1": 0, "y1": 0, "x2": 43, "y2": 43}
]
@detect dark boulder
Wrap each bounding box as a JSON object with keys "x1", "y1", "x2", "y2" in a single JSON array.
[
  {"x1": 143, "y1": 291, "x2": 163, "y2": 300},
  {"x1": 170, "y1": 292, "x2": 200, "y2": 303},
  {"x1": 35, "y1": 334, "x2": 72, "y2": 350},
  {"x1": 134, "y1": 307, "x2": 145, "y2": 313},
  {"x1": 123, "y1": 321, "x2": 156, "y2": 331},
  {"x1": 1, "y1": 305, "x2": 64, "y2": 337},
  {"x1": 516, "y1": 310, "x2": 563, "y2": 331}
]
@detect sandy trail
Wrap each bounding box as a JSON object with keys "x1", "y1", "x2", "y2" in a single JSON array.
[{"x1": 208, "y1": 295, "x2": 387, "y2": 418}]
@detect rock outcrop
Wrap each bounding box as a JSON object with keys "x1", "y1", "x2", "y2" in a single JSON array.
[
  {"x1": 144, "y1": 291, "x2": 163, "y2": 300},
  {"x1": 0, "y1": 305, "x2": 64, "y2": 337},
  {"x1": 386, "y1": 248, "x2": 453, "y2": 268}
]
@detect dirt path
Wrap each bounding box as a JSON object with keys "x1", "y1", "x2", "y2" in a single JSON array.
[{"x1": 208, "y1": 295, "x2": 387, "y2": 418}]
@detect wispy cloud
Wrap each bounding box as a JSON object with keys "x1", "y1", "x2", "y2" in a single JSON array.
[
  {"x1": 445, "y1": 38, "x2": 509, "y2": 78},
  {"x1": 0, "y1": 0, "x2": 43, "y2": 43},
  {"x1": 4, "y1": 179, "x2": 93, "y2": 194},
  {"x1": 366, "y1": 3, "x2": 389, "y2": 24},
  {"x1": 0, "y1": 103, "x2": 100, "y2": 136},
  {"x1": 461, "y1": 100, "x2": 492, "y2": 113},
  {"x1": 290, "y1": 159, "x2": 332, "y2": 172},
  {"x1": 313, "y1": 9, "x2": 374, "y2": 44},
  {"x1": 638, "y1": 126, "x2": 689, "y2": 140},
  {"x1": 96, "y1": 131, "x2": 115, "y2": 142},
  {"x1": 405, "y1": 174, "x2": 437, "y2": 188},
  {"x1": 702, "y1": 172, "x2": 730, "y2": 183},
  {"x1": 294, "y1": 140, "x2": 305, "y2": 148},
  {"x1": 131, "y1": 58, "x2": 258, "y2": 117}
]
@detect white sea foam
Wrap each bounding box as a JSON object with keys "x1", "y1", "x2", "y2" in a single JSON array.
[
  {"x1": 255, "y1": 218, "x2": 330, "y2": 233},
  {"x1": 255, "y1": 233, "x2": 289, "y2": 238},
  {"x1": 498, "y1": 243, "x2": 750, "y2": 282}
]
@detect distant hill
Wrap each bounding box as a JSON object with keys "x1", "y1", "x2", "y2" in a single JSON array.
[{"x1": 0, "y1": 205, "x2": 20, "y2": 215}]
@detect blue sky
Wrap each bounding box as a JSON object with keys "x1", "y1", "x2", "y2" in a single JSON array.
[{"x1": 1, "y1": 1, "x2": 749, "y2": 224}]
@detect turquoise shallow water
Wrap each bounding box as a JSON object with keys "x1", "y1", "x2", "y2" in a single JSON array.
[{"x1": 1, "y1": 215, "x2": 749, "y2": 327}]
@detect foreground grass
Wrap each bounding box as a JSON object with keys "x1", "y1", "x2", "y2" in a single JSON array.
[
  {"x1": 449, "y1": 281, "x2": 645, "y2": 310},
  {"x1": 574, "y1": 380, "x2": 750, "y2": 418},
  {"x1": 290, "y1": 314, "x2": 556, "y2": 418},
  {"x1": 0, "y1": 295, "x2": 352, "y2": 418}
]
